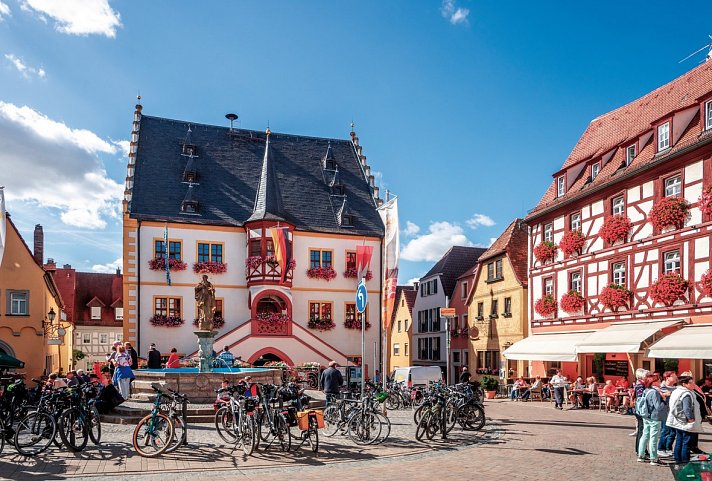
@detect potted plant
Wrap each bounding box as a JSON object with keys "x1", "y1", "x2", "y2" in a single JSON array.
[
  {"x1": 698, "y1": 184, "x2": 712, "y2": 218},
  {"x1": 533, "y1": 241, "x2": 558, "y2": 264},
  {"x1": 481, "y1": 375, "x2": 500, "y2": 399},
  {"x1": 700, "y1": 270, "x2": 712, "y2": 298},
  {"x1": 650, "y1": 273, "x2": 689, "y2": 307},
  {"x1": 560, "y1": 290, "x2": 585, "y2": 314},
  {"x1": 598, "y1": 215, "x2": 632, "y2": 245},
  {"x1": 559, "y1": 230, "x2": 586, "y2": 258},
  {"x1": 534, "y1": 294, "x2": 557, "y2": 317},
  {"x1": 648, "y1": 197, "x2": 690, "y2": 231},
  {"x1": 599, "y1": 283, "x2": 632, "y2": 312}
]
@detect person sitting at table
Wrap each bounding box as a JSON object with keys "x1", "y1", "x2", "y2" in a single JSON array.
[
  {"x1": 602, "y1": 379, "x2": 619, "y2": 413},
  {"x1": 582, "y1": 376, "x2": 596, "y2": 409},
  {"x1": 700, "y1": 377, "x2": 712, "y2": 410},
  {"x1": 616, "y1": 376, "x2": 632, "y2": 413},
  {"x1": 510, "y1": 377, "x2": 528, "y2": 400},
  {"x1": 521, "y1": 375, "x2": 544, "y2": 401},
  {"x1": 568, "y1": 376, "x2": 585, "y2": 408}
]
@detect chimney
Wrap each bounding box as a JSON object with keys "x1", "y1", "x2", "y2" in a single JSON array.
[
  {"x1": 44, "y1": 258, "x2": 56, "y2": 273},
  {"x1": 116, "y1": 267, "x2": 121, "y2": 276},
  {"x1": 33, "y1": 224, "x2": 44, "y2": 265},
  {"x1": 63, "y1": 264, "x2": 72, "y2": 269}
]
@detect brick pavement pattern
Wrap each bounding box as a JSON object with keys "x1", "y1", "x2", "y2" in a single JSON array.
[{"x1": 0, "y1": 399, "x2": 709, "y2": 481}]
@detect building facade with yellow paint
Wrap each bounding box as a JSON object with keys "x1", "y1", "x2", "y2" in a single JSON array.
[{"x1": 388, "y1": 286, "x2": 416, "y2": 372}]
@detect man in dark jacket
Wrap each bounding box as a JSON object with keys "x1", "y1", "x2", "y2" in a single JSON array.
[
  {"x1": 147, "y1": 343, "x2": 162, "y2": 369},
  {"x1": 320, "y1": 361, "x2": 343, "y2": 405},
  {"x1": 124, "y1": 342, "x2": 139, "y2": 370}
]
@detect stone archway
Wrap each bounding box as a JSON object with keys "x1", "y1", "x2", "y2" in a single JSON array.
[
  {"x1": 0, "y1": 340, "x2": 15, "y2": 357},
  {"x1": 248, "y1": 347, "x2": 294, "y2": 366}
]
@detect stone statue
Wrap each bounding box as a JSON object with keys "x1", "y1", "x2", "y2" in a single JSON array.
[{"x1": 195, "y1": 274, "x2": 216, "y2": 331}]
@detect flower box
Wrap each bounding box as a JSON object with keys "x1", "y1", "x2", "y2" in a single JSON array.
[
  {"x1": 306, "y1": 266, "x2": 337, "y2": 281},
  {"x1": 307, "y1": 317, "x2": 335, "y2": 331},
  {"x1": 598, "y1": 215, "x2": 632, "y2": 245},
  {"x1": 650, "y1": 273, "x2": 689, "y2": 306},
  {"x1": 256, "y1": 312, "x2": 290, "y2": 323},
  {"x1": 148, "y1": 257, "x2": 187, "y2": 271},
  {"x1": 533, "y1": 241, "x2": 558, "y2": 264},
  {"x1": 559, "y1": 230, "x2": 586, "y2": 258},
  {"x1": 534, "y1": 294, "x2": 557, "y2": 317},
  {"x1": 701, "y1": 270, "x2": 712, "y2": 297},
  {"x1": 560, "y1": 291, "x2": 585, "y2": 314},
  {"x1": 648, "y1": 197, "x2": 690, "y2": 231},
  {"x1": 699, "y1": 184, "x2": 712, "y2": 219},
  {"x1": 193, "y1": 261, "x2": 227, "y2": 274},
  {"x1": 192, "y1": 315, "x2": 225, "y2": 330},
  {"x1": 599, "y1": 284, "x2": 632, "y2": 312},
  {"x1": 343, "y1": 268, "x2": 373, "y2": 281},
  {"x1": 149, "y1": 315, "x2": 185, "y2": 327},
  {"x1": 245, "y1": 256, "x2": 263, "y2": 270},
  {"x1": 344, "y1": 318, "x2": 372, "y2": 330}
]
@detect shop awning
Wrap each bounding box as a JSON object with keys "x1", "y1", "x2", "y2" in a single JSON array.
[
  {"x1": 0, "y1": 352, "x2": 25, "y2": 369},
  {"x1": 502, "y1": 331, "x2": 593, "y2": 362},
  {"x1": 575, "y1": 319, "x2": 682, "y2": 354},
  {"x1": 647, "y1": 324, "x2": 712, "y2": 359}
]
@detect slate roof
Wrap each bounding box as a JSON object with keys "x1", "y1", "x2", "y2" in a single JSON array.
[
  {"x1": 528, "y1": 61, "x2": 712, "y2": 219},
  {"x1": 129, "y1": 115, "x2": 384, "y2": 237},
  {"x1": 422, "y1": 246, "x2": 487, "y2": 298},
  {"x1": 477, "y1": 219, "x2": 529, "y2": 287}
]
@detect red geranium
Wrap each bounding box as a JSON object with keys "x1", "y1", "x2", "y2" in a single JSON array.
[
  {"x1": 343, "y1": 268, "x2": 373, "y2": 281},
  {"x1": 649, "y1": 273, "x2": 689, "y2": 306},
  {"x1": 306, "y1": 266, "x2": 337, "y2": 281},
  {"x1": 699, "y1": 184, "x2": 712, "y2": 219},
  {"x1": 701, "y1": 270, "x2": 712, "y2": 297},
  {"x1": 193, "y1": 261, "x2": 227, "y2": 274},
  {"x1": 148, "y1": 257, "x2": 187, "y2": 271},
  {"x1": 192, "y1": 316, "x2": 225, "y2": 329},
  {"x1": 149, "y1": 315, "x2": 185, "y2": 327},
  {"x1": 560, "y1": 291, "x2": 585, "y2": 314},
  {"x1": 599, "y1": 284, "x2": 632, "y2": 312},
  {"x1": 598, "y1": 215, "x2": 632, "y2": 245},
  {"x1": 344, "y1": 318, "x2": 372, "y2": 330},
  {"x1": 559, "y1": 230, "x2": 586, "y2": 258},
  {"x1": 534, "y1": 295, "x2": 557, "y2": 317},
  {"x1": 307, "y1": 317, "x2": 336, "y2": 331},
  {"x1": 533, "y1": 241, "x2": 558, "y2": 264},
  {"x1": 648, "y1": 197, "x2": 690, "y2": 230}
]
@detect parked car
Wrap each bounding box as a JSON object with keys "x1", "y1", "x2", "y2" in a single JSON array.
[{"x1": 391, "y1": 366, "x2": 443, "y2": 387}]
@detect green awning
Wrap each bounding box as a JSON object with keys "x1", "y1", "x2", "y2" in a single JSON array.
[{"x1": 0, "y1": 352, "x2": 25, "y2": 369}]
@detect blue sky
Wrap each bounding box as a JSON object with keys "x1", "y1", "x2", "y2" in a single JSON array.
[{"x1": 1, "y1": 1, "x2": 712, "y2": 283}]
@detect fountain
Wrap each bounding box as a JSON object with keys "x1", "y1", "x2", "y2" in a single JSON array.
[{"x1": 194, "y1": 274, "x2": 218, "y2": 372}]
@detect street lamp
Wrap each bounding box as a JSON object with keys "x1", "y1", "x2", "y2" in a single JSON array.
[{"x1": 42, "y1": 307, "x2": 67, "y2": 343}]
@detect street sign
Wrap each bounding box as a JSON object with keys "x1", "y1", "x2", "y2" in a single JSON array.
[
  {"x1": 440, "y1": 307, "x2": 456, "y2": 317},
  {"x1": 356, "y1": 281, "x2": 368, "y2": 313}
]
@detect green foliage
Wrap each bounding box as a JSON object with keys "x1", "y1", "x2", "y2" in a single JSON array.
[
  {"x1": 481, "y1": 375, "x2": 500, "y2": 391},
  {"x1": 72, "y1": 349, "x2": 86, "y2": 361}
]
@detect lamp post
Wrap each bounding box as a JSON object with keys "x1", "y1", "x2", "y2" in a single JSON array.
[{"x1": 42, "y1": 307, "x2": 67, "y2": 372}]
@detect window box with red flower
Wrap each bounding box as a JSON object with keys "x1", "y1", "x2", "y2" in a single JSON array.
[
  {"x1": 560, "y1": 291, "x2": 585, "y2": 314},
  {"x1": 699, "y1": 184, "x2": 712, "y2": 219},
  {"x1": 598, "y1": 215, "x2": 632, "y2": 245},
  {"x1": 534, "y1": 294, "x2": 557, "y2": 317},
  {"x1": 193, "y1": 261, "x2": 227, "y2": 275},
  {"x1": 650, "y1": 273, "x2": 689, "y2": 306},
  {"x1": 343, "y1": 268, "x2": 373, "y2": 281},
  {"x1": 700, "y1": 270, "x2": 712, "y2": 298},
  {"x1": 648, "y1": 197, "x2": 690, "y2": 231},
  {"x1": 149, "y1": 315, "x2": 185, "y2": 327},
  {"x1": 245, "y1": 256, "x2": 263, "y2": 271},
  {"x1": 344, "y1": 318, "x2": 372, "y2": 330},
  {"x1": 533, "y1": 241, "x2": 558, "y2": 264},
  {"x1": 559, "y1": 230, "x2": 586, "y2": 258},
  {"x1": 148, "y1": 257, "x2": 187, "y2": 271},
  {"x1": 192, "y1": 315, "x2": 225, "y2": 329},
  {"x1": 598, "y1": 284, "x2": 632, "y2": 312},
  {"x1": 306, "y1": 266, "x2": 337, "y2": 281},
  {"x1": 307, "y1": 317, "x2": 336, "y2": 331}
]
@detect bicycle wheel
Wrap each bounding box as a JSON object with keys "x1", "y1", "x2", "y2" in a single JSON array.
[
  {"x1": 414, "y1": 411, "x2": 430, "y2": 442},
  {"x1": 425, "y1": 411, "x2": 439, "y2": 440},
  {"x1": 58, "y1": 408, "x2": 89, "y2": 452},
  {"x1": 89, "y1": 407, "x2": 101, "y2": 445},
  {"x1": 347, "y1": 411, "x2": 381, "y2": 445},
  {"x1": 322, "y1": 405, "x2": 341, "y2": 437},
  {"x1": 413, "y1": 403, "x2": 428, "y2": 425},
  {"x1": 0, "y1": 419, "x2": 5, "y2": 454},
  {"x1": 444, "y1": 401, "x2": 458, "y2": 433},
  {"x1": 461, "y1": 403, "x2": 486, "y2": 431},
  {"x1": 308, "y1": 416, "x2": 319, "y2": 453},
  {"x1": 164, "y1": 416, "x2": 187, "y2": 454},
  {"x1": 132, "y1": 413, "x2": 174, "y2": 458},
  {"x1": 214, "y1": 407, "x2": 237, "y2": 443},
  {"x1": 14, "y1": 411, "x2": 56, "y2": 456},
  {"x1": 372, "y1": 412, "x2": 390, "y2": 444},
  {"x1": 240, "y1": 415, "x2": 256, "y2": 456},
  {"x1": 257, "y1": 412, "x2": 271, "y2": 443},
  {"x1": 275, "y1": 413, "x2": 291, "y2": 452},
  {"x1": 385, "y1": 393, "x2": 400, "y2": 410}
]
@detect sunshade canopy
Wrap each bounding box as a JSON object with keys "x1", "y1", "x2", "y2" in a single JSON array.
[
  {"x1": 575, "y1": 319, "x2": 682, "y2": 354},
  {"x1": 647, "y1": 324, "x2": 712, "y2": 359}
]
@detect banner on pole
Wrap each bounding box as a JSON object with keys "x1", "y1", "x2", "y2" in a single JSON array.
[
  {"x1": 164, "y1": 224, "x2": 171, "y2": 286},
  {"x1": 356, "y1": 245, "x2": 373, "y2": 282},
  {"x1": 377, "y1": 197, "x2": 399, "y2": 331}
]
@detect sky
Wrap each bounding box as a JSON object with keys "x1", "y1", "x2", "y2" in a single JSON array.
[{"x1": 1, "y1": 0, "x2": 712, "y2": 284}]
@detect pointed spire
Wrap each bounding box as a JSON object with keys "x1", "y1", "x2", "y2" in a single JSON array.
[{"x1": 247, "y1": 129, "x2": 286, "y2": 222}]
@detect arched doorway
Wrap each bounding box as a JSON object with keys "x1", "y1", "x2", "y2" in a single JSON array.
[
  {"x1": 0, "y1": 340, "x2": 15, "y2": 357},
  {"x1": 252, "y1": 353, "x2": 283, "y2": 366},
  {"x1": 248, "y1": 347, "x2": 294, "y2": 366}
]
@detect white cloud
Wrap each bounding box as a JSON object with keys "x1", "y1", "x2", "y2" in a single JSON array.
[
  {"x1": 404, "y1": 221, "x2": 420, "y2": 237},
  {"x1": 21, "y1": 0, "x2": 121, "y2": 38},
  {"x1": 401, "y1": 221, "x2": 474, "y2": 262},
  {"x1": 0, "y1": 2, "x2": 10, "y2": 19},
  {"x1": 406, "y1": 277, "x2": 421, "y2": 286},
  {"x1": 440, "y1": 0, "x2": 470, "y2": 25},
  {"x1": 4, "y1": 53, "x2": 46, "y2": 79},
  {"x1": 489, "y1": 237, "x2": 497, "y2": 247},
  {"x1": 112, "y1": 139, "x2": 130, "y2": 157},
  {"x1": 466, "y1": 213, "x2": 495, "y2": 229},
  {"x1": 0, "y1": 101, "x2": 123, "y2": 229},
  {"x1": 91, "y1": 257, "x2": 122, "y2": 274}
]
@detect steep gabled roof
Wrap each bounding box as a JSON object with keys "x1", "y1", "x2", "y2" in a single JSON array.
[
  {"x1": 423, "y1": 246, "x2": 487, "y2": 298},
  {"x1": 247, "y1": 133, "x2": 286, "y2": 222},
  {"x1": 477, "y1": 219, "x2": 529, "y2": 287},
  {"x1": 391, "y1": 285, "x2": 417, "y2": 327}
]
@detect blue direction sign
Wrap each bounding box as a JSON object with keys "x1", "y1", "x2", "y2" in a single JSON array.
[{"x1": 356, "y1": 281, "x2": 368, "y2": 313}]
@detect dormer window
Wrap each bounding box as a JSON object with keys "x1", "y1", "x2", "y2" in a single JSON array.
[
  {"x1": 183, "y1": 170, "x2": 197, "y2": 183},
  {"x1": 182, "y1": 201, "x2": 198, "y2": 213},
  {"x1": 706, "y1": 100, "x2": 712, "y2": 131},
  {"x1": 332, "y1": 183, "x2": 345, "y2": 196},
  {"x1": 342, "y1": 214, "x2": 354, "y2": 227},
  {"x1": 626, "y1": 144, "x2": 636, "y2": 166},
  {"x1": 325, "y1": 159, "x2": 337, "y2": 170},
  {"x1": 182, "y1": 144, "x2": 197, "y2": 156},
  {"x1": 657, "y1": 122, "x2": 670, "y2": 151},
  {"x1": 557, "y1": 176, "x2": 565, "y2": 197},
  {"x1": 591, "y1": 162, "x2": 600, "y2": 180}
]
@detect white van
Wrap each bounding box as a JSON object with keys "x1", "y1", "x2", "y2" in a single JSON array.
[{"x1": 391, "y1": 366, "x2": 443, "y2": 387}]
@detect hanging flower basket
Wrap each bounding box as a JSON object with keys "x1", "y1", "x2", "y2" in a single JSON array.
[
  {"x1": 306, "y1": 266, "x2": 337, "y2": 281},
  {"x1": 700, "y1": 270, "x2": 712, "y2": 297},
  {"x1": 148, "y1": 257, "x2": 187, "y2": 271},
  {"x1": 699, "y1": 184, "x2": 712, "y2": 218},
  {"x1": 534, "y1": 294, "x2": 557, "y2": 317},
  {"x1": 193, "y1": 261, "x2": 227, "y2": 274},
  {"x1": 648, "y1": 197, "x2": 690, "y2": 230},
  {"x1": 560, "y1": 291, "x2": 585, "y2": 314},
  {"x1": 650, "y1": 273, "x2": 689, "y2": 306},
  {"x1": 344, "y1": 318, "x2": 372, "y2": 330},
  {"x1": 192, "y1": 315, "x2": 225, "y2": 329},
  {"x1": 149, "y1": 315, "x2": 185, "y2": 327},
  {"x1": 343, "y1": 268, "x2": 373, "y2": 281},
  {"x1": 245, "y1": 256, "x2": 263, "y2": 270},
  {"x1": 599, "y1": 284, "x2": 632, "y2": 312},
  {"x1": 559, "y1": 230, "x2": 586, "y2": 258},
  {"x1": 599, "y1": 215, "x2": 633, "y2": 245},
  {"x1": 307, "y1": 317, "x2": 336, "y2": 331},
  {"x1": 256, "y1": 312, "x2": 290, "y2": 323},
  {"x1": 533, "y1": 241, "x2": 558, "y2": 264}
]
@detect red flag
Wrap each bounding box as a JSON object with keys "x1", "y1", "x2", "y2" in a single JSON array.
[
  {"x1": 271, "y1": 227, "x2": 291, "y2": 284},
  {"x1": 356, "y1": 245, "x2": 373, "y2": 281}
]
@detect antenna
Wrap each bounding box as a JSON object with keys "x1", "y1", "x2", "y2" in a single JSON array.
[
  {"x1": 225, "y1": 113, "x2": 238, "y2": 131},
  {"x1": 678, "y1": 35, "x2": 712, "y2": 64}
]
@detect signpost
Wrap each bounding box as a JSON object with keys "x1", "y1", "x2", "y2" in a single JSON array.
[
  {"x1": 441, "y1": 299, "x2": 456, "y2": 384},
  {"x1": 356, "y1": 280, "x2": 367, "y2": 397}
]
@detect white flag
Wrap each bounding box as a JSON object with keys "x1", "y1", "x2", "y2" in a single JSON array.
[{"x1": 0, "y1": 187, "x2": 6, "y2": 269}]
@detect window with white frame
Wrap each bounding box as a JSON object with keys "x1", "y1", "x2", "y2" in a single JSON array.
[
  {"x1": 116, "y1": 332, "x2": 123, "y2": 343},
  {"x1": 557, "y1": 176, "x2": 565, "y2": 197},
  {"x1": 664, "y1": 175, "x2": 681, "y2": 197},
  {"x1": 706, "y1": 100, "x2": 712, "y2": 131},
  {"x1": 612, "y1": 262, "x2": 626, "y2": 286},
  {"x1": 393, "y1": 343, "x2": 400, "y2": 356},
  {"x1": 591, "y1": 162, "x2": 600, "y2": 180},
  {"x1": 663, "y1": 250, "x2": 680, "y2": 274},
  {"x1": 544, "y1": 277, "x2": 553, "y2": 296},
  {"x1": 570, "y1": 213, "x2": 581, "y2": 231},
  {"x1": 461, "y1": 281, "x2": 468, "y2": 299},
  {"x1": 99, "y1": 333, "x2": 108, "y2": 344},
  {"x1": 612, "y1": 196, "x2": 625, "y2": 216},
  {"x1": 543, "y1": 223, "x2": 553, "y2": 242},
  {"x1": 570, "y1": 271, "x2": 581, "y2": 293},
  {"x1": 91, "y1": 306, "x2": 101, "y2": 320},
  {"x1": 9, "y1": 291, "x2": 29, "y2": 315},
  {"x1": 82, "y1": 333, "x2": 91, "y2": 344},
  {"x1": 626, "y1": 145, "x2": 636, "y2": 166},
  {"x1": 398, "y1": 320, "x2": 402, "y2": 332},
  {"x1": 658, "y1": 122, "x2": 670, "y2": 151},
  {"x1": 115, "y1": 308, "x2": 123, "y2": 320}
]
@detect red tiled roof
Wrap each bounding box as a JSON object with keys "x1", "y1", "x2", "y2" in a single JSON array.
[
  {"x1": 477, "y1": 219, "x2": 529, "y2": 287},
  {"x1": 529, "y1": 62, "x2": 712, "y2": 218},
  {"x1": 55, "y1": 268, "x2": 123, "y2": 327}
]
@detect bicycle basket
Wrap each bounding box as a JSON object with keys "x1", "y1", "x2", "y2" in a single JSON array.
[
  {"x1": 375, "y1": 391, "x2": 389, "y2": 403},
  {"x1": 296, "y1": 410, "x2": 325, "y2": 430}
]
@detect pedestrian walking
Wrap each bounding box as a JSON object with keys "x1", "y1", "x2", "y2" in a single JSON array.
[
  {"x1": 147, "y1": 343, "x2": 162, "y2": 369},
  {"x1": 112, "y1": 344, "x2": 135, "y2": 399},
  {"x1": 549, "y1": 370, "x2": 566, "y2": 409},
  {"x1": 666, "y1": 375, "x2": 702, "y2": 466},
  {"x1": 125, "y1": 342, "x2": 139, "y2": 370},
  {"x1": 320, "y1": 360, "x2": 343, "y2": 406},
  {"x1": 106, "y1": 341, "x2": 121, "y2": 377},
  {"x1": 459, "y1": 367, "x2": 472, "y2": 383},
  {"x1": 636, "y1": 374, "x2": 666, "y2": 466},
  {"x1": 633, "y1": 368, "x2": 650, "y2": 456},
  {"x1": 657, "y1": 371, "x2": 678, "y2": 457}
]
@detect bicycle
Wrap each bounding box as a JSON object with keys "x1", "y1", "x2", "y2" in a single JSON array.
[
  {"x1": 131, "y1": 383, "x2": 174, "y2": 457},
  {"x1": 58, "y1": 383, "x2": 101, "y2": 451},
  {"x1": 214, "y1": 385, "x2": 257, "y2": 456},
  {"x1": 163, "y1": 388, "x2": 189, "y2": 454},
  {"x1": 253, "y1": 384, "x2": 291, "y2": 452}
]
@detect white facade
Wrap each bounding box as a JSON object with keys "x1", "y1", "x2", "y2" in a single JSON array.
[{"x1": 411, "y1": 276, "x2": 446, "y2": 368}]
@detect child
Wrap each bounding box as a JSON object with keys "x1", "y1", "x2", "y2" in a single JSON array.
[{"x1": 214, "y1": 379, "x2": 231, "y2": 410}]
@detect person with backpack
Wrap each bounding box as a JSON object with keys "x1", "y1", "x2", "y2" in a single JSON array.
[
  {"x1": 666, "y1": 375, "x2": 703, "y2": 466},
  {"x1": 631, "y1": 368, "x2": 650, "y2": 455},
  {"x1": 636, "y1": 374, "x2": 666, "y2": 466}
]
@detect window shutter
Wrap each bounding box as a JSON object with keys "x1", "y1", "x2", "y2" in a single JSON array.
[{"x1": 433, "y1": 280, "x2": 437, "y2": 294}]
